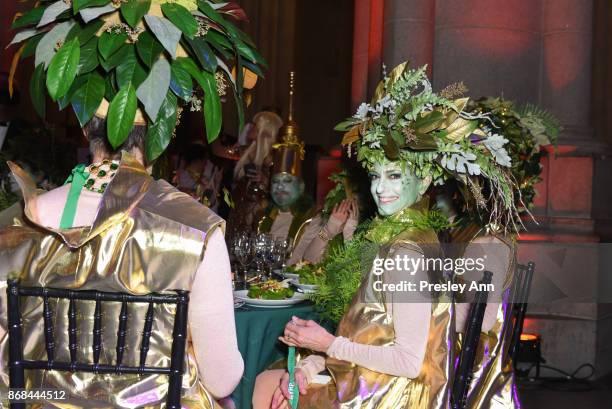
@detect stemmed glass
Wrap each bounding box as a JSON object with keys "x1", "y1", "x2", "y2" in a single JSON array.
[
  {"x1": 233, "y1": 233, "x2": 254, "y2": 287},
  {"x1": 253, "y1": 234, "x2": 271, "y2": 279},
  {"x1": 274, "y1": 238, "x2": 293, "y2": 274}
]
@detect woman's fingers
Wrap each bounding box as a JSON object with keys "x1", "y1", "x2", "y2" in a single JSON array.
[
  {"x1": 278, "y1": 336, "x2": 298, "y2": 347},
  {"x1": 271, "y1": 387, "x2": 284, "y2": 409},
  {"x1": 280, "y1": 372, "x2": 291, "y2": 400},
  {"x1": 296, "y1": 370, "x2": 308, "y2": 394}
]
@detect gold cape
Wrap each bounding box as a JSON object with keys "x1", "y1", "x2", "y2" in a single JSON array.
[
  {"x1": 0, "y1": 153, "x2": 224, "y2": 409},
  {"x1": 453, "y1": 227, "x2": 519, "y2": 409},
  {"x1": 298, "y1": 201, "x2": 454, "y2": 409}
]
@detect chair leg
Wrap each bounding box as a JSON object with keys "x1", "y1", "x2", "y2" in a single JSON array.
[
  {"x1": 7, "y1": 279, "x2": 25, "y2": 409},
  {"x1": 167, "y1": 291, "x2": 189, "y2": 409}
]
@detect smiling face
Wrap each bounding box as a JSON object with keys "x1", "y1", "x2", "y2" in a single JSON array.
[
  {"x1": 271, "y1": 172, "x2": 303, "y2": 208},
  {"x1": 369, "y1": 161, "x2": 426, "y2": 216}
]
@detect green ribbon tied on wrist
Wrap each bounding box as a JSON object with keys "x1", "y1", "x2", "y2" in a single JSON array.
[
  {"x1": 287, "y1": 346, "x2": 299, "y2": 409},
  {"x1": 59, "y1": 164, "x2": 89, "y2": 229}
]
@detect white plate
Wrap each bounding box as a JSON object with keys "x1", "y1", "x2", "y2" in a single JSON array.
[
  {"x1": 290, "y1": 279, "x2": 319, "y2": 293},
  {"x1": 234, "y1": 290, "x2": 307, "y2": 308}
]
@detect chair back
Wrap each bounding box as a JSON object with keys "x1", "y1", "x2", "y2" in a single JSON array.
[
  {"x1": 509, "y1": 261, "x2": 536, "y2": 362},
  {"x1": 451, "y1": 270, "x2": 493, "y2": 409},
  {"x1": 6, "y1": 278, "x2": 189, "y2": 409}
]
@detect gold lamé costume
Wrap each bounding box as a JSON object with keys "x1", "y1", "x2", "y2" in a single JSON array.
[
  {"x1": 451, "y1": 226, "x2": 519, "y2": 409},
  {"x1": 0, "y1": 154, "x2": 225, "y2": 409},
  {"x1": 298, "y1": 200, "x2": 455, "y2": 409}
]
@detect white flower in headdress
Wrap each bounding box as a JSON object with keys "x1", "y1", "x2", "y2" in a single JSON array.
[
  {"x1": 482, "y1": 134, "x2": 512, "y2": 167},
  {"x1": 354, "y1": 103, "x2": 371, "y2": 120}
]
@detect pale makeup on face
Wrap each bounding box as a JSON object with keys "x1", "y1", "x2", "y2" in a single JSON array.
[
  {"x1": 369, "y1": 161, "x2": 422, "y2": 216},
  {"x1": 271, "y1": 172, "x2": 302, "y2": 208}
]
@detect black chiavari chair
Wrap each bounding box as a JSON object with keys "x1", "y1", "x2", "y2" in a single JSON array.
[
  {"x1": 451, "y1": 270, "x2": 494, "y2": 409},
  {"x1": 509, "y1": 262, "x2": 536, "y2": 364},
  {"x1": 6, "y1": 278, "x2": 189, "y2": 409}
]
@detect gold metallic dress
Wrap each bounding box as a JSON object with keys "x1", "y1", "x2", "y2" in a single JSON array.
[
  {"x1": 298, "y1": 210, "x2": 454, "y2": 409},
  {"x1": 0, "y1": 155, "x2": 224, "y2": 409}
]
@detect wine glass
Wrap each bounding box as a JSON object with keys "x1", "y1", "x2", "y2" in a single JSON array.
[
  {"x1": 233, "y1": 233, "x2": 253, "y2": 287},
  {"x1": 253, "y1": 234, "x2": 270, "y2": 279},
  {"x1": 275, "y1": 238, "x2": 293, "y2": 274}
]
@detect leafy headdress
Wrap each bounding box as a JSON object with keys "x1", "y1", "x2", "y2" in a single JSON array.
[
  {"x1": 8, "y1": 0, "x2": 266, "y2": 162},
  {"x1": 336, "y1": 62, "x2": 523, "y2": 233}
]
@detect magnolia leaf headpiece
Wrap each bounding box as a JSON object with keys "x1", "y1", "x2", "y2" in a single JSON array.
[
  {"x1": 8, "y1": 0, "x2": 266, "y2": 162},
  {"x1": 336, "y1": 62, "x2": 524, "y2": 233}
]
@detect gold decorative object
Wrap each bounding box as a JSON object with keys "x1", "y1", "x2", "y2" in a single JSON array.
[{"x1": 272, "y1": 71, "x2": 305, "y2": 176}]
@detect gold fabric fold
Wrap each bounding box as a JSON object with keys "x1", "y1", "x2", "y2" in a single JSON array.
[
  {"x1": 298, "y1": 203, "x2": 454, "y2": 409},
  {"x1": 0, "y1": 153, "x2": 224, "y2": 408}
]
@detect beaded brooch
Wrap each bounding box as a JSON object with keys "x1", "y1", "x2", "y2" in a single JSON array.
[{"x1": 84, "y1": 160, "x2": 120, "y2": 193}]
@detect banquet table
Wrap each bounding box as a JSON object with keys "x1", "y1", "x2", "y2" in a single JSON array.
[{"x1": 232, "y1": 302, "x2": 330, "y2": 409}]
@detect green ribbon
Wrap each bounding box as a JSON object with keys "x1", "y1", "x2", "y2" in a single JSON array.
[
  {"x1": 287, "y1": 346, "x2": 299, "y2": 409},
  {"x1": 59, "y1": 164, "x2": 89, "y2": 229}
]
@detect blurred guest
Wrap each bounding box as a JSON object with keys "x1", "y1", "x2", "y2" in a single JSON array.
[
  {"x1": 257, "y1": 111, "x2": 316, "y2": 253},
  {"x1": 174, "y1": 143, "x2": 223, "y2": 211},
  {"x1": 227, "y1": 110, "x2": 283, "y2": 238}
]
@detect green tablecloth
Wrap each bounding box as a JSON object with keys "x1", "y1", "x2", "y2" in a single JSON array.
[{"x1": 232, "y1": 302, "x2": 325, "y2": 409}]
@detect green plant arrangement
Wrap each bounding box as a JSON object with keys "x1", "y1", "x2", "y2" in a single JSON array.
[
  {"x1": 468, "y1": 97, "x2": 560, "y2": 212},
  {"x1": 8, "y1": 0, "x2": 266, "y2": 161},
  {"x1": 311, "y1": 210, "x2": 454, "y2": 324}
]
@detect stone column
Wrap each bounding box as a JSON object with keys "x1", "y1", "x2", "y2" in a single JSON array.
[
  {"x1": 433, "y1": 0, "x2": 541, "y2": 99},
  {"x1": 351, "y1": 0, "x2": 371, "y2": 110},
  {"x1": 382, "y1": 0, "x2": 435, "y2": 77}
]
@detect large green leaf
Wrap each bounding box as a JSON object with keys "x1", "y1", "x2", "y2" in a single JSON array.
[
  {"x1": 11, "y1": 7, "x2": 45, "y2": 29},
  {"x1": 30, "y1": 63, "x2": 46, "y2": 118},
  {"x1": 79, "y1": 4, "x2": 115, "y2": 23},
  {"x1": 175, "y1": 57, "x2": 221, "y2": 141},
  {"x1": 68, "y1": 20, "x2": 105, "y2": 45},
  {"x1": 121, "y1": 0, "x2": 151, "y2": 28},
  {"x1": 231, "y1": 81, "x2": 245, "y2": 134},
  {"x1": 146, "y1": 92, "x2": 178, "y2": 162},
  {"x1": 77, "y1": 36, "x2": 99, "y2": 74},
  {"x1": 71, "y1": 72, "x2": 105, "y2": 126},
  {"x1": 21, "y1": 34, "x2": 44, "y2": 59},
  {"x1": 170, "y1": 61, "x2": 193, "y2": 100},
  {"x1": 161, "y1": 3, "x2": 198, "y2": 39},
  {"x1": 100, "y1": 44, "x2": 129, "y2": 71},
  {"x1": 107, "y1": 84, "x2": 138, "y2": 148},
  {"x1": 201, "y1": 71, "x2": 222, "y2": 142},
  {"x1": 58, "y1": 75, "x2": 88, "y2": 109},
  {"x1": 37, "y1": 1, "x2": 70, "y2": 27},
  {"x1": 98, "y1": 31, "x2": 128, "y2": 59},
  {"x1": 116, "y1": 46, "x2": 147, "y2": 88},
  {"x1": 235, "y1": 39, "x2": 266, "y2": 66},
  {"x1": 73, "y1": 0, "x2": 110, "y2": 13},
  {"x1": 412, "y1": 110, "x2": 445, "y2": 134},
  {"x1": 136, "y1": 31, "x2": 164, "y2": 67},
  {"x1": 136, "y1": 57, "x2": 171, "y2": 122},
  {"x1": 205, "y1": 30, "x2": 232, "y2": 49},
  {"x1": 104, "y1": 73, "x2": 118, "y2": 100},
  {"x1": 143, "y1": 14, "x2": 182, "y2": 59},
  {"x1": 186, "y1": 37, "x2": 217, "y2": 72},
  {"x1": 46, "y1": 38, "x2": 80, "y2": 100}
]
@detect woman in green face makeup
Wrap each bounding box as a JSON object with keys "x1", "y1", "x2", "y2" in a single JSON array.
[{"x1": 368, "y1": 160, "x2": 430, "y2": 217}]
